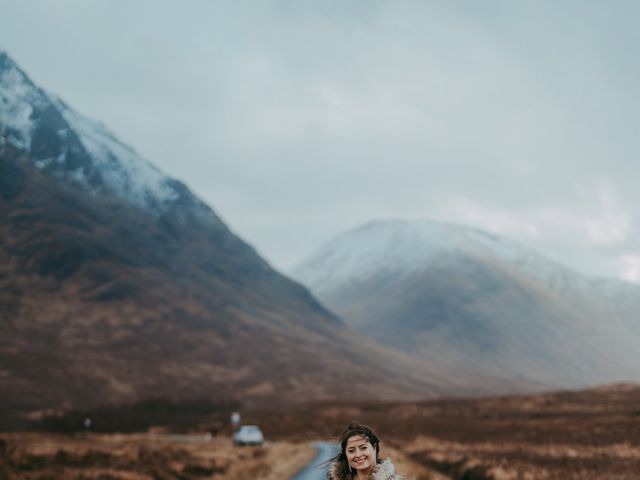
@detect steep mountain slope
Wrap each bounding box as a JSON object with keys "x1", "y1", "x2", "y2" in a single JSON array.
[
  {"x1": 292, "y1": 220, "x2": 640, "y2": 388},
  {"x1": 1, "y1": 52, "x2": 525, "y2": 425}
]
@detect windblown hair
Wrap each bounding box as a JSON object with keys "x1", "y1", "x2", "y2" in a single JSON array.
[{"x1": 329, "y1": 422, "x2": 382, "y2": 478}]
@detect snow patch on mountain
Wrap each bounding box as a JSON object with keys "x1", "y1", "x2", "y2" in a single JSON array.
[
  {"x1": 0, "y1": 50, "x2": 180, "y2": 211},
  {"x1": 292, "y1": 219, "x2": 545, "y2": 294},
  {"x1": 52, "y1": 97, "x2": 179, "y2": 207},
  {"x1": 292, "y1": 219, "x2": 640, "y2": 305},
  {"x1": 0, "y1": 53, "x2": 38, "y2": 150}
]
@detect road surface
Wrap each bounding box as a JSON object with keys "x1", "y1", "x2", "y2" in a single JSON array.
[{"x1": 291, "y1": 442, "x2": 338, "y2": 480}]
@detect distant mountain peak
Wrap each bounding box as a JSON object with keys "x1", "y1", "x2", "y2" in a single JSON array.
[
  {"x1": 292, "y1": 218, "x2": 640, "y2": 389},
  {"x1": 293, "y1": 218, "x2": 640, "y2": 303},
  {"x1": 293, "y1": 219, "x2": 545, "y2": 294},
  {"x1": 0, "y1": 50, "x2": 211, "y2": 218}
]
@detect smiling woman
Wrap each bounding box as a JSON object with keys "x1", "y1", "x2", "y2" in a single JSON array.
[{"x1": 327, "y1": 422, "x2": 405, "y2": 480}]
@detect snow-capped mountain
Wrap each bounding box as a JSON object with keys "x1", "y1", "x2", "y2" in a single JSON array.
[
  {"x1": 294, "y1": 219, "x2": 633, "y2": 300},
  {"x1": 0, "y1": 50, "x2": 209, "y2": 216},
  {"x1": 6, "y1": 52, "x2": 506, "y2": 425},
  {"x1": 292, "y1": 219, "x2": 640, "y2": 388}
]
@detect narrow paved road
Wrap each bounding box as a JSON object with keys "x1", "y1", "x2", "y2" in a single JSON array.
[{"x1": 291, "y1": 442, "x2": 338, "y2": 480}]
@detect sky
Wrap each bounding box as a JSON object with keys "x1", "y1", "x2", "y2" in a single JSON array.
[{"x1": 2, "y1": 1, "x2": 640, "y2": 281}]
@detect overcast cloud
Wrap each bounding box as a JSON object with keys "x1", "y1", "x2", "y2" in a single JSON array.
[{"x1": 2, "y1": 0, "x2": 640, "y2": 281}]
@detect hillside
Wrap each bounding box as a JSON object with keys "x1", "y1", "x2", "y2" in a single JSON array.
[
  {"x1": 0, "y1": 52, "x2": 535, "y2": 428},
  {"x1": 293, "y1": 220, "x2": 640, "y2": 387}
]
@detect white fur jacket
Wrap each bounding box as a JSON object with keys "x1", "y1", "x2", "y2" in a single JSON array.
[{"x1": 327, "y1": 458, "x2": 405, "y2": 480}]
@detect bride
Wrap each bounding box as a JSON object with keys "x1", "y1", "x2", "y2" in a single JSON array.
[{"x1": 327, "y1": 422, "x2": 405, "y2": 480}]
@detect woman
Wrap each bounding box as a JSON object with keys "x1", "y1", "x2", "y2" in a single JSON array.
[{"x1": 327, "y1": 422, "x2": 405, "y2": 480}]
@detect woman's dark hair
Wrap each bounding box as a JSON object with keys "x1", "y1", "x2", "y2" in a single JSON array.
[{"x1": 328, "y1": 422, "x2": 382, "y2": 477}]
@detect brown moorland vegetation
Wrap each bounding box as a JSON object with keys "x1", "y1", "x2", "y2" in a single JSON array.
[
  {"x1": 0, "y1": 433, "x2": 315, "y2": 480},
  {"x1": 3, "y1": 384, "x2": 639, "y2": 479},
  {"x1": 0, "y1": 433, "x2": 442, "y2": 480},
  {"x1": 244, "y1": 383, "x2": 640, "y2": 479}
]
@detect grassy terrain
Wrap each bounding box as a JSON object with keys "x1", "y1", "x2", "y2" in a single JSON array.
[
  {"x1": 0, "y1": 433, "x2": 442, "y2": 480},
  {"x1": 243, "y1": 383, "x2": 640, "y2": 479},
  {"x1": 3, "y1": 383, "x2": 639, "y2": 479},
  {"x1": 0, "y1": 433, "x2": 314, "y2": 480}
]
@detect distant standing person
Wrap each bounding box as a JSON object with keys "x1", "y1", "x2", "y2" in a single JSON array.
[
  {"x1": 327, "y1": 422, "x2": 405, "y2": 480},
  {"x1": 230, "y1": 411, "x2": 241, "y2": 429}
]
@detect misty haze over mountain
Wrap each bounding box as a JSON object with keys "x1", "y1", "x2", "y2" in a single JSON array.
[{"x1": 293, "y1": 220, "x2": 640, "y2": 388}]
